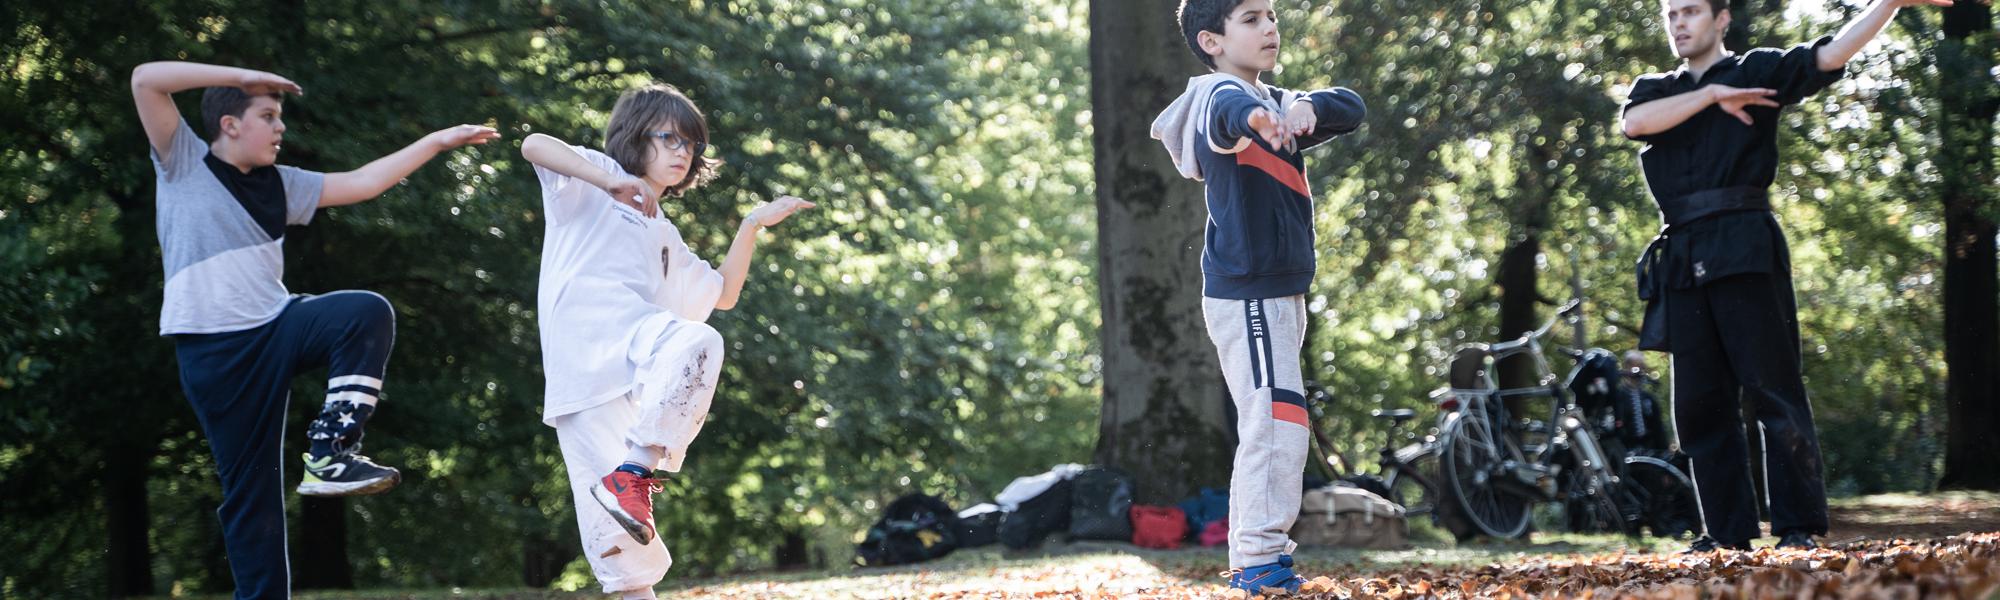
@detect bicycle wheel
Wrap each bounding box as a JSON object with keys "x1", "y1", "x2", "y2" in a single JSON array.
[
  {"x1": 1624, "y1": 456, "x2": 1700, "y2": 538},
  {"x1": 1561, "y1": 435, "x2": 1641, "y2": 536},
  {"x1": 1384, "y1": 443, "x2": 1436, "y2": 516},
  {"x1": 1563, "y1": 473, "x2": 1636, "y2": 536},
  {"x1": 1438, "y1": 405, "x2": 1533, "y2": 540}
]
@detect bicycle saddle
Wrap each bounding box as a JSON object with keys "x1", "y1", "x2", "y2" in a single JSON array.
[{"x1": 1371, "y1": 408, "x2": 1417, "y2": 423}]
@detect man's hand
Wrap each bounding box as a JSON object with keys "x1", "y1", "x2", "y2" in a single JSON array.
[
  {"x1": 1709, "y1": 85, "x2": 1780, "y2": 126},
  {"x1": 744, "y1": 195, "x2": 816, "y2": 229},
  {"x1": 601, "y1": 176, "x2": 659, "y2": 218}
]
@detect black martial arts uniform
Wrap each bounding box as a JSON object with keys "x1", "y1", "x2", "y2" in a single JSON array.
[{"x1": 1624, "y1": 36, "x2": 1842, "y2": 546}]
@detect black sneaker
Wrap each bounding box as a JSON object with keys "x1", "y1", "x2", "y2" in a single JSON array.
[
  {"x1": 298, "y1": 448, "x2": 401, "y2": 496},
  {"x1": 1684, "y1": 535, "x2": 1752, "y2": 553},
  {"x1": 1776, "y1": 532, "x2": 1818, "y2": 550}
]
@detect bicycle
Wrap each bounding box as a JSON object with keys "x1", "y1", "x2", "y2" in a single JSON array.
[
  {"x1": 1304, "y1": 383, "x2": 1476, "y2": 536},
  {"x1": 1430, "y1": 300, "x2": 1642, "y2": 540}
]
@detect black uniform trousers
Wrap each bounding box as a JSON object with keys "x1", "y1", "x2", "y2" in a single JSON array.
[{"x1": 1666, "y1": 271, "x2": 1829, "y2": 545}]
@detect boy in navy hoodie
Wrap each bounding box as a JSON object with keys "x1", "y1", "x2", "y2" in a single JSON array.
[{"x1": 1151, "y1": 0, "x2": 1364, "y2": 594}]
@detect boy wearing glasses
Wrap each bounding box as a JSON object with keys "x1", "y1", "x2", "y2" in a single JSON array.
[{"x1": 520, "y1": 84, "x2": 812, "y2": 598}]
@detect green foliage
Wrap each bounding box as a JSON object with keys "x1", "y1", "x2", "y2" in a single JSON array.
[
  {"x1": 1, "y1": 0, "x2": 1098, "y2": 594},
  {"x1": 0, "y1": 0, "x2": 1982, "y2": 595}
]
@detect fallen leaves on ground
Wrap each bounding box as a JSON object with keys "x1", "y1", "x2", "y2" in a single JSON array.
[
  {"x1": 1232, "y1": 532, "x2": 2000, "y2": 600},
  {"x1": 673, "y1": 533, "x2": 2000, "y2": 599}
]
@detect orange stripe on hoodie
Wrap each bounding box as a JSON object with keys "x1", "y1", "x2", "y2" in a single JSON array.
[{"x1": 1234, "y1": 143, "x2": 1310, "y2": 198}]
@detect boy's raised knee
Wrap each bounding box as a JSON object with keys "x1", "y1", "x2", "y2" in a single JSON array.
[
  {"x1": 689, "y1": 323, "x2": 724, "y2": 357},
  {"x1": 333, "y1": 290, "x2": 397, "y2": 332}
]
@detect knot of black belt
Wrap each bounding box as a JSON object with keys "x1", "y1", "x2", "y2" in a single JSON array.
[{"x1": 1635, "y1": 186, "x2": 1772, "y2": 351}]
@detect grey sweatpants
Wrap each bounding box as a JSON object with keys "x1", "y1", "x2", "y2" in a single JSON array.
[{"x1": 1203, "y1": 295, "x2": 1309, "y2": 568}]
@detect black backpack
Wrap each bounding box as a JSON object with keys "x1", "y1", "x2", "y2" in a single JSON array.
[
  {"x1": 998, "y1": 478, "x2": 1074, "y2": 550},
  {"x1": 855, "y1": 493, "x2": 961, "y2": 567},
  {"x1": 1565, "y1": 348, "x2": 1623, "y2": 413},
  {"x1": 1067, "y1": 467, "x2": 1135, "y2": 540},
  {"x1": 956, "y1": 504, "x2": 1004, "y2": 548}
]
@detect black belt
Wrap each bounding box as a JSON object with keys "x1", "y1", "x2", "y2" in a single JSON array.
[
  {"x1": 1657, "y1": 186, "x2": 1770, "y2": 228},
  {"x1": 1635, "y1": 186, "x2": 1772, "y2": 351}
]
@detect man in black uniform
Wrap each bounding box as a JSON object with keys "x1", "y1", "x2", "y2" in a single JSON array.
[{"x1": 1621, "y1": 0, "x2": 1951, "y2": 552}]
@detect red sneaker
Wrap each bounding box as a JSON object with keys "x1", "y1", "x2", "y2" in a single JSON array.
[{"x1": 589, "y1": 469, "x2": 662, "y2": 544}]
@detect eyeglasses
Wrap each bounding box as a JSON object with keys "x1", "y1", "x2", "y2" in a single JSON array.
[{"x1": 647, "y1": 131, "x2": 708, "y2": 157}]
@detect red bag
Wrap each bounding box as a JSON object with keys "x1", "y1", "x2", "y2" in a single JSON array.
[
  {"x1": 1129, "y1": 505, "x2": 1187, "y2": 549},
  {"x1": 1200, "y1": 517, "x2": 1230, "y2": 547}
]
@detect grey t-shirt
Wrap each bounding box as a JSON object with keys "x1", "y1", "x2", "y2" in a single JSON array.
[{"x1": 152, "y1": 118, "x2": 323, "y2": 335}]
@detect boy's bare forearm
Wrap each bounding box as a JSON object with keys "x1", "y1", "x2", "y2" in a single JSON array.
[
  {"x1": 521, "y1": 133, "x2": 615, "y2": 189},
  {"x1": 323, "y1": 125, "x2": 498, "y2": 207},
  {"x1": 713, "y1": 221, "x2": 762, "y2": 311},
  {"x1": 320, "y1": 136, "x2": 446, "y2": 207},
  {"x1": 131, "y1": 61, "x2": 255, "y2": 94}
]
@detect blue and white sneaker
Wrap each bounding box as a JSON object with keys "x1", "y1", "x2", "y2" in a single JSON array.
[
  {"x1": 298, "y1": 447, "x2": 401, "y2": 496},
  {"x1": 1227, "y1": 554, "x2": 1305, "y2": 595}
]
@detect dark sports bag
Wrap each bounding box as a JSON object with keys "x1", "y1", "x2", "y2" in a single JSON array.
[
  {"x1": 999, "y1": 478, "x2": 1073, "y2": 550},
  {"x1": 956, "y1": 503, "x2": 1004, "y2": 548},
  {"x1": 855, "y1": 493, "x2": 961, "y2": 567},
  {"x1": 1068, "y1": 466, "x2": 1135, "y2": 540}
]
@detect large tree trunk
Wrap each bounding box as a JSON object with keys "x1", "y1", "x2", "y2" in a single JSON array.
[
  {"x1": 521, "y1": 531, "x2": 577, "y2": 588},
  {"x1": 103, "y1": 446, "x2": 154, "y2": 598},
  {"x1": 773, "y1": 530, "x2": 810, "y2": 571},
  {"x1": 1497, "y1": 143, "x2": 1556, "y2": 411},
  {"x1": 1090, "y1": 0, "x2": 1235, "y2": 503},
  {"x1": 1937, "y1": 0, "x2": 2000, "y2": 491},
  {"x1": 293, "y1": 498, "x2": 354, "y2": 589},
  {"x1": 1495, "y1": 232, "x2": 1541, "y2": 398}
]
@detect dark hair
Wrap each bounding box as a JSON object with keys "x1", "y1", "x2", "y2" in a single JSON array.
[
  {"x1": 201, "y1": 87, "x2": 282, "y2": 140},
  {"x1": 603, "y1": 84, "x2": 721, "y2": 197},
  {"x1": 1178, "y1": 0, "x2": 1246, "y2": 70},
  {"x1": 1664, "y1": 0, "x2": 1730, "y2": 17}
]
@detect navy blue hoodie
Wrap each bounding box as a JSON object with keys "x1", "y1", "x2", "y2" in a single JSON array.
[{"x1": 1154, "y1": 74, "x2": 1366, "y2": 300}]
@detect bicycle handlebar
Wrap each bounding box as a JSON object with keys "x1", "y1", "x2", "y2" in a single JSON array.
[{"x1": 1488, "y1": 299, "x2": 1585, "y2": 356}]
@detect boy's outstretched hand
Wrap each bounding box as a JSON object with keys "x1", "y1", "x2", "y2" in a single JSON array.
[
  {"x1": 745, "y1": 195, "x2": 816, "y2": 229},
  {"x1": 237, "y1": 70, "x2": 304, "y2": 97},
  {"x1": 601, "y1": 176, "x2": 659, "y2": 218},
  {"x1": 1282, "y1": 100, "x2": 1318, "y2": 141},
  {"x1": 1247, "y1": 108, "x2": 1290, "y2": 149},
  {"x1": 428, "y1": 125, "x2": 502, "y2": 151}
]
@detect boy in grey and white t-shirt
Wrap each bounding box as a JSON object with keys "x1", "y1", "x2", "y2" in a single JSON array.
[{"x1": 133, "y1": 60, "x2": 498, "y2": 598}]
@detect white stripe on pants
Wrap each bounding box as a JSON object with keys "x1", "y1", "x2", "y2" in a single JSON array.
[{"x1": 1203, "y1": 295, "x2": 1310, "y2": 568}]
